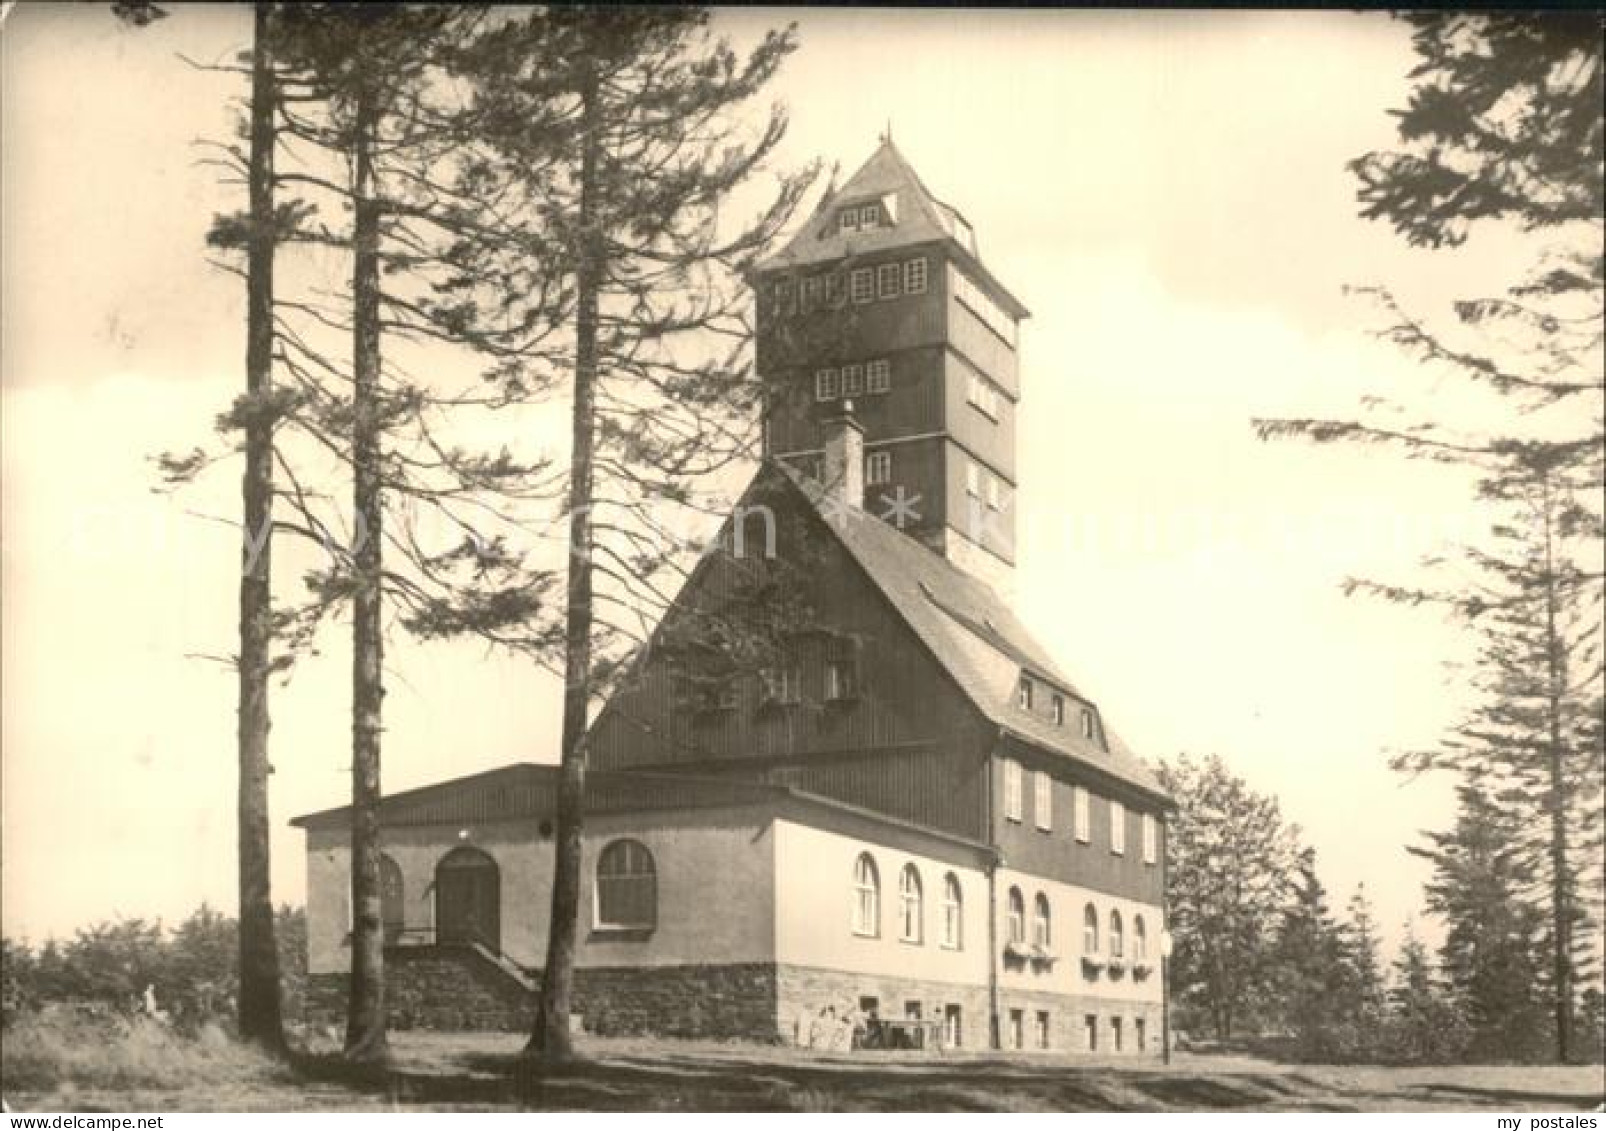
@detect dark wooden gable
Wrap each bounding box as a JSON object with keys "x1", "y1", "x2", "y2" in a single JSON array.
[{"x1": 586, "y1": 465, "x2": 995, "y2": 840}]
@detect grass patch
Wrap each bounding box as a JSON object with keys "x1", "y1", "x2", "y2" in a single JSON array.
[{"x1": 1, "y1": 1010, "x2": 285, "y2": 1094}]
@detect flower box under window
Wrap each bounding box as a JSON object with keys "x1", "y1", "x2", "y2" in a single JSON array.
[
  {"x1": 1080, "y1": 956, "x2": 1106, "y2": 977},
  {"x1": 1131, "y1": 961, "x2": 1153, "y2": 981}
]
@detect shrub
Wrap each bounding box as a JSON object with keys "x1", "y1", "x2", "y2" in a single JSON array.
[{"x1": 0, "y1": 1010, "x2": 280, "y2": 1093}]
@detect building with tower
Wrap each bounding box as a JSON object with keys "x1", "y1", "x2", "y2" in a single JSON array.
[{"x1": 294, "y1": 140, "x2": 1172, "y2": 1054}]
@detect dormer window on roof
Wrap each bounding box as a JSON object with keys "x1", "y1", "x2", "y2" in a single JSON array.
[{"x1": 839, "y1": 201, "x2": 884, "y2": 233}]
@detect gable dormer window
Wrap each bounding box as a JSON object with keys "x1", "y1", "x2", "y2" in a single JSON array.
[
  {"x1": 1079, "y1": 708, "x2": 1095, "y2": 741},
  {"x1": 1017, "y1": 676, "x2": 1034, "y2": 711},
  {"x1": 839, "y1": 202, "x2": 881, "y2": 233},
  {"x1": 1052, "y1": 695, "x2": 1066, "y2": 727}
]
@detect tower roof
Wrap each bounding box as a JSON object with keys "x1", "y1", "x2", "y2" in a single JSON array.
[{"x1": 758, "y1": 138, "x2": 1030, "y2": 319}]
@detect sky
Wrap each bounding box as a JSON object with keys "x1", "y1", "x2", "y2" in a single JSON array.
[{"x1": 2, "y1": 5, "x2": 1581, "y2": 953}]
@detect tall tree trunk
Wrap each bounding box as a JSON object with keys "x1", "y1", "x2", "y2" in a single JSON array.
[
  {"x1": 236, "y1": 0, "x2": 286, "y2": 1054},
  {"x1": 1540, "y1": 473, "x2": 1573, "y2": 1063},
  {"x1": 344, "y1": 75, "x2": 388, "y2": 1064},
  {"x1": 531, "y1": 61, "x2": 601, "y2": 1066}
]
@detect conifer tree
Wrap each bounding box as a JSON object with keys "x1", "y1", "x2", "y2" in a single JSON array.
[
  {"x1": 1254, "y1": 11, "x2": 1604, "y2": 1062},
  {"x1": 1385, "y1": 922, "x2": 1470, "y2": 1063},
  {"x1": 247, "y1": 4, "x2": 562, "y2": 1062},
  {"x1": 1413, "y1": 783, "x2": 1554, "y2": 1061},
  {"x1": 444, "y1": 7, "x2": 815, "y2": 1064},
  {"x1": 125, "y1": 0, "x2": 288, "y2": 1051}
]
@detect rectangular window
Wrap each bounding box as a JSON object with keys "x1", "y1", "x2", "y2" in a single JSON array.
[
  {"x1": 1003, "y1": 759, "x2": 1023, "y2": 823},
  {"x1": 1080, "y1": 708, "x2": 1096, "y2": 740},
  {"x1": 1111, "y1": 799, "x2": 1127, "y2": 855},
  {"x1": 841, "y1": 362, "x2": 865, "y2": 398},
  {"x1": 1034, "y1": 770, "x2": 1052, "y2": 831},
  {"x1": 761, "y1": 665, "x2": 802, "y2": 705},
  {"x1": 841, "y1": 204, "x2": 877, "y2": 233},
  {"x1": 850, "y1": 267, "x2": 875, "y2": 304},
  {"x1": 987, "y1": 476, "x2": 1003, "y2": 511},
  {"x1": 877, "y1": 262, "x2": 902, "y2": 299},
  {"x1": 1112, "y1": 1017, "x2": 1124, "y2": 1053},
  {"x1": 825, "y1": 659, "x2": 859, "y2": 702},
  {"x1": 1009, "y1": 1009, "x2": 1024, "y2": 1051},
  {"x1": 1017, "y1": 676, "x2": 1033, "y2": 711},
  {"x1": 1136, "y1": 1018, "x2": 1146, "y2": 1053},
  {"x1": 968, "y1": 373, "x2": 999, "y2": 420},
  {"x1": 1052, "y1": 695, "x2": 1065, "y2": 727},
  {"x1": 944, "y1": 1004, "x2": 962, "y2": 1049},
  {"x1": 965, "y1": 459, "x2": 982, "y2": 497},
  {"x1": 800, "y1": 276, "x2": 822, "y2": 310},
  {"x1": 1036, "y1": 1010, "x2": 1051, "y2": 1050},
  {"x1": 866, "y1": 359, "x2": 891, "y2": 394},
  {"x1": 773, "y1": 279, "x2": 794, "y2": 312},
  {"x1": 824, "y1": 271, "x2": 846, "y2": 306},
  {"x1": 865, "y1": 450, "x2": 892, "y2": 486},
  {"x1": 1085, "y1": 1014, "x2": 1098, "y2": 1052},
  {"x1": 904, "y1": 256, "x2": 928, "y2": 294},
  {"x1": 815, "y1": 368, "x2": 839, "y2": 401},
  {"x1": 1142, "y1": 814, "x2": 1158, "y2": 865},
  {"x1": 1074, "y1": 786, "x2": 1090, "y2": 843}
]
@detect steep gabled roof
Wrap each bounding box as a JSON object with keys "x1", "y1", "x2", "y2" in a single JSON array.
[
  {"x1": 756, "y1": 139, "x2": 1029, "y2": 319},
  {"x1": 769, "y1": 463, "x2": 1166, "y2": 802}
]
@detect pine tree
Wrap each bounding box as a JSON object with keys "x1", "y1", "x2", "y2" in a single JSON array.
[
  {"x1": 445, "y1": 7, "x2": 815, "y2": 1065},
  {"x1": 125, "y1": 0, "x2": 287, "y2": 1052},
  {"x1": 1274, "y1": 850, "x2": 1362, "y2": 1061},
  {"x1": 1385, "y1": 922, "x2": 1469, "y2": 1063},
  {"x1": 1254, "y1": 12, "x2": 1604, "y2": 1062},
  {"x1": 1413, "y1": 783, "x2": 1554, "y2": 1061},
  {"x1": 255, "y1": 4, "x2": 562, "y2": 1062},
  {"x1": 1343, "y1": 884, "x2": 1389, "y2": 1037}
]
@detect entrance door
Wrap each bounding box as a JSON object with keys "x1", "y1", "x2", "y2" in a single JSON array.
[{"x1": 435, "y1": 847, "x2": 500, "y2": 951}]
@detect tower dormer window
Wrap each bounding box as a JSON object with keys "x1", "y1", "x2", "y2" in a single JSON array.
[{"x1": 840, "y1": 202, "x2": 881, "y2": 233}]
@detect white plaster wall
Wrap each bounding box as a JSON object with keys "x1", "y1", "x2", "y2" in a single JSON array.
[
  {"x1": 771, "y1": 819, "x2": 989, "y2": 986},
  {"x1": 301, "y1": 806, "x2": 774, "y2": 975},
  {"x1": 994, "y1": 866, "x2": 1164, "y2": 1005}
]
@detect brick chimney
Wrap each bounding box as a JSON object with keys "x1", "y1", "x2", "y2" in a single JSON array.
[{"x1": 821, "y1": 400, "x2": 864, "y2": 509}]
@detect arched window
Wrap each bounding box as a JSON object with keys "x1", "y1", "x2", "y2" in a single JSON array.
[
  {"x1": 595, "y1": 839, "x2": 656, "y2": 930},
  {"x1": 1007, "y1": 886, "x2": 1025, "y2": 945},
  {"x1": 380, "y1": 853, "x2": 405, "y2": 943},
  {"x1": 852, "y1": 853, "x2": 880, "y2": 936},
  {"x1": 435, "y1": 846, "x2": 500, "y2": 949},
  {"x1": 942, "y1": 873, "x2": 963, "y2": 949},
  {"x1": 899, "y1": 865, "x2": 923, "y2": 943},
  {"x1": 1134, "y1": 914, "x2": 1148, "y2": 962},
  {"x1": 1109, "y1": 908, "x2": 1125, "y2": 959},
  {"x1": 1033, "y1": 892, "x2": 1052, "y2": 950},
  {"x1": 1083, "y1": 903, "x2": 1099, "y2": 954}
]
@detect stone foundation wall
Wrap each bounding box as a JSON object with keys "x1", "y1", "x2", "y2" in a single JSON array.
[
  {"x1": 301, "y1": 953, "x2": 778, "y2": 1041},
  {"x1": 575, "y1": 964, "x2": 777, "y2": 1041},
  {"x1": 997, "y1": 987, "x2": 1163, "y2": 1056},
  {"x1": 776, "y1": 963, "x2": 991, "y2": 1050}
]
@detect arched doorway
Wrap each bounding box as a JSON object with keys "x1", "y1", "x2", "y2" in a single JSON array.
[
  {"x1": 434, "y1": 846, "x2": 500, "y2": 950},
  {"x1": 380, "y1": 854, "x2": 405, "y2": 944}
]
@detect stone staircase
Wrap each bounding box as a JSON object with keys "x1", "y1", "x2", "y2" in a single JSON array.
[{"x1": 385, "y1": 943, "x2": 538, "y2": 1032}]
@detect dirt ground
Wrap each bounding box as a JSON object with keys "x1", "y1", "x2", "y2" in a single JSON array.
[{"x1": 7, "y1": 1030, "x2": 1604, "y2": 1112}]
